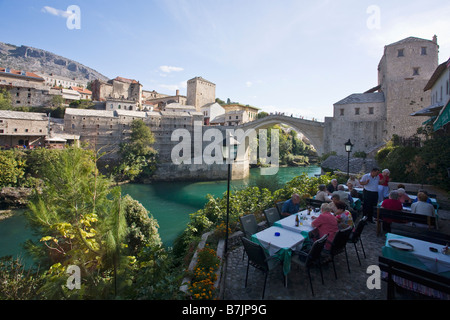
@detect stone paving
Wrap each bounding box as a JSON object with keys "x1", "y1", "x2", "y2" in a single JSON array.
[{"x1": 221, "y1": 211, "x2": 450, "y2": 300}]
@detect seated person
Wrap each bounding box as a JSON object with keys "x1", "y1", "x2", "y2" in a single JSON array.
[
  {"x1": 381, "y1": 190, "x2": 403, "y2": 211},
  {"x1": 326, "y1": 179, "x2": 338, "y2": 194},
  {"x1": 347, "y1": 175, "x2": 362, "y2": 188},
  {"x1": 329, "y1": 194, "x2": 340, "y2": 214},
  {"x1": 315, "y1": 184, "x2": 332, "y2": 203},
  {"x1": 396, "y1": 188, "x2": 411, "y2": 204},
  {"x1": 332, "y1": 184, "x2": 354, "y2": 209},
  {"x1": 411, "y1": 192, "x2": 435, "y2": 217},
  {"x1": 281, "y1": 193, "x2": 301, "y2": 217},
  {"x1": 380, "y1": 190, "x2": 403, "y2": 232},
  {"x1": 334, "y1": 200, "x2": 354, "y2": 230},
  {"x1": 311, "y1": 203, "x2": 339, "y2": 251},
  {"x1": 347, "y1": 182, "x2": 361, "y2": 199},
  {"x1": 411, "y1": 189, "x2": 433, "y2": 205}
]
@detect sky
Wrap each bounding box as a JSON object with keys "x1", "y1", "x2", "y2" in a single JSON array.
[{"x1": 1, "y1": 0, "x2": 450, "y2": 121}]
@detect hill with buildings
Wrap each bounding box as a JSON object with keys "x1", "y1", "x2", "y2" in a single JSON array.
[{"x1": 0, "y1": 41, "x2": 108, "y2": 82}]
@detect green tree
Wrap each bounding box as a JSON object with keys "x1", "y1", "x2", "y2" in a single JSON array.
[
  {"x1": 0, "y1": 150, "x2": 26, "y2": 187},
  {"x1": 0, "y1": 88, "x2": 12, "y2": 110},
  {"x1": 115, "y1": 119, "x2": 158, "y2": 182},
  {"x1": 25, "y1": 147, "x2": 130, "y2": 299}
]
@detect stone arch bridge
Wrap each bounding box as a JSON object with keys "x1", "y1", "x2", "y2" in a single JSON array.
[{"x1": 238, "y1": 114, "x2": 325, "y2": 155}]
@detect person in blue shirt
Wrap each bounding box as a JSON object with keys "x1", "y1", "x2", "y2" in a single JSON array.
[{"x1": 281, "y1": 193, "x2": 301, "y2": 217}]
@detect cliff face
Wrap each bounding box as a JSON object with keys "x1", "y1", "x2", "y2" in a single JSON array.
[{"x1": 0, "y1": 41, "x2": 109, "y2": 82}]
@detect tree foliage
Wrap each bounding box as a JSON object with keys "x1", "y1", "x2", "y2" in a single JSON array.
[{"x1": 115, "y1": 119, "x2": 158, "y2": 182}]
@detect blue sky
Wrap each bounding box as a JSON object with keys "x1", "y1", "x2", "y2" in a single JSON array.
[{"x1": 1, "y1": 0, "x2": 450, "y2": 121}]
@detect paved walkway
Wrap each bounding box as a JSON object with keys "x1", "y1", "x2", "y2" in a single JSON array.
[{"x1": 221, "y1": 210, "x2": 450, "y2": 300}]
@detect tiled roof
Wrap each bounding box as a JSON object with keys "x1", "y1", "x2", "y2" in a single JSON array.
[
  {"x1": 70, "y1": 86, "x2": 92, "y2": 95},
  {"x1": 113, "y1": 76, "x2": 139, "y2": 84},
  {"x1": 334, "y1": 92, "x2": 385, "y2": 105},
  {"x1": 386, "y1": 36, "x2": 435, "y2": 47},
  {"x1": 424, "y1": 58, "x2": 449, "y2": 91},
  {"x1": 0, "y1": 67, "x2": 44, "y2": 81}
]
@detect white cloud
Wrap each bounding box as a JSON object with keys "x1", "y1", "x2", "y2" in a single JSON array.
[
  {"x1": 245, "y1": 81, "x2": 252, "y2": 88},
  {"x1": 159, "y1": 65, "x2": 184, "y2": 73},
  {"x1": 41, "y1": 6, "x2": 71, "y2": 18}
]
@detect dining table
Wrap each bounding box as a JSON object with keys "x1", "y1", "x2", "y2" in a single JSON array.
[
  {"x1": 273, "y1": 209, "x2": 319, "y2": 237},
  {"x1": 382, "y1": 233, "x2": 450, "y2": 298},
  {"x1": 251, "y1": 224, "x2": 307, "y2": 276}
]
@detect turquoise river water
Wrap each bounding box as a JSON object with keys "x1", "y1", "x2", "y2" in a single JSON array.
[{"x1": 0, "y1": 165, "x2": 321, "y2": 264}]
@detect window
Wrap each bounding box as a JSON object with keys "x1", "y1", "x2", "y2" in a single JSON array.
[
  {"x1": 397, "y1": 49, "x2": 404, "y2": 57},
  {"x1": 14, "y1": 128, "x2": 18, "y2": 132},
  {"x1": 421, "y1": 47, "x2": 427, "y2": 55},
  {"x1": 413, "y1": 67, "x2": 420, "y2": 76},
  {"x1": 0, "y1": 129, "x2": 3, "y2": 133},
  {"x1": 368, "y1": 107, "x2": 374, "y2": 115},
  {"x1": 25, "y1": 129, "x2": 29, "y2": 132},
  {"x1": 339, "y1": 108, "x2": 344, "y2": 116},
  {"x1": 355, "y1": 108, "x2": 360, "y2": 115}
]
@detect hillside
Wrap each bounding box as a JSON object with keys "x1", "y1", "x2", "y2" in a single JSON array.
[{"x1": 0, "y1": 41, "x2": 109, "y2": 82}]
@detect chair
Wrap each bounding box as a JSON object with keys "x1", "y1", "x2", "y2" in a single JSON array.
[
  {"x1": 329, "y1": 226, "x2": 353, "y2": 279},
  {"x1": 264, "y1": 207, "x2": 281, "y2": 227},
  {"x1": 239, "y1": 214, "x2": 258, "y2": 239},
  {"x1": 239, "y1": 214, "x2": 259, "y2": 260},
  {"x1": 241, "y1": 237, "x2": 284, "y2": 299},
  {"x1": 275, "y1": 201, "x2": 285, "y2": 216},
  {"x1": 306, "y1": 198, "x2": 325, "y2": 208},
  {"x1": 347, "y1": 216, "x2": 368, "y2": 266},
  {"x1": 291, "y1": 234, "x2": 328, "y2": 296}
]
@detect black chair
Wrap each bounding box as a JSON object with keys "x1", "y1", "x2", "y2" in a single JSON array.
[
  {"x1": 239, "y1": 214, "x2": 258, "y2": 239},
  {"x1": 239, "y1": 214, "x2": 259, "y2": 260},
  {"x1": 275, "y1": 201, "x2": 286, "y2": 216},
  {"x1": 329, "y1": 226, "x2": 353, "y2": 279},
  {"x1": 291, "y1": 234, "x2": 328, "y2": 296},
  {"x1": 241, "y1": 237, "x2": 284, "y2": 299},
  {"x1": 306, "y1": 198, "x2": 325, "y2": 208},
  {"x1": 264, "y1": 207, "x2": 281, "y2": 227},
  {"x1": 347, "y1": 216, "x2": 368, "y2": 265}
]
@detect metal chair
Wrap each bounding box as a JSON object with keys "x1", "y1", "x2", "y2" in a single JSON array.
[
  {"x1": 329, "y1": 226, "x2": 353, "y2": 279},
  {"x1": 291, "y1": 234, "x2": 328, "y2": 296},
  {"x1": 275, "y1": 201, "x2": 286, "y2": 216},
  {"x1": 264, "y1": 207, "x2": 281, "y2": 227},
  {"x1": 241, "y1": 237, "x2": 284, "y2": 299},
  {"x1": 239, "y1": 214, "x2": 259, "y2": 260},
  {"x1": 347, "y1": 216, "x2": 368, "y2": 265},
  {"x1": 239, "y1": 214, "x2": 258, "y2": 239},
  {"x1": 306, "y1": 198, "x2": 325, "y2": 208}
]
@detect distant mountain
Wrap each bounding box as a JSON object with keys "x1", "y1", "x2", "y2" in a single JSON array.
[{"x1": 0, "y1": 41, "x2": 109, "y2": 82}]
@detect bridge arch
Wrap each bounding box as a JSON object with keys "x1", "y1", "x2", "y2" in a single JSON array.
[{"x1": 238, "y1": 114, "x2": 325, "y2": 156}]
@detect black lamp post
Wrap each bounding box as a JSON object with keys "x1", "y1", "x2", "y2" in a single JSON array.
[
  {"x1": 222, "y1": 132, "x2": 239, "y2": 255},
  {"x1": 344, "y1": 139, "x2": 353, "y2": 180}
]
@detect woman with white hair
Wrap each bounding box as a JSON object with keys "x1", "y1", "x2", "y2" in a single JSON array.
[{"x1": 378, "y1": 169, "x2": 390, "y2": 202}]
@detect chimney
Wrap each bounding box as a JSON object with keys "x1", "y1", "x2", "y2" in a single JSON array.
[
  {"x1": 432, "y1": 35, "x2": 437, "y2": 44},
  {"x1": 176, "y1": 89, "x2": 179, "y2": 96}
]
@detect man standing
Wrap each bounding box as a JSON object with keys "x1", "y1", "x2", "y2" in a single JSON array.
[{"x1": 359, "y1": 168, "x2": 380, "y2": 223}]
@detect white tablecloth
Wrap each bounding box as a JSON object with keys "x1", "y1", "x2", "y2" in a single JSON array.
[
  {"x1": 251, "y1": 226, "x2": 305, "y2": 257},
  {"x1": 274, "y1": 210, "x2": 318, "y2": 236}
]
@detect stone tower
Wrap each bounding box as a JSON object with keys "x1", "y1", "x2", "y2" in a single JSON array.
[
  {"x1": 186, "y1": 76, "x2": 216, "y2": 112},
  {"x1": 378, "y1": 36, "x2": 439, "y2": 139}
]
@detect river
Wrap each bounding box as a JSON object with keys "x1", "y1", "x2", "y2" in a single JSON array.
[{"x1": 0, "y1": 165, "x2": 321, "y2": 263}]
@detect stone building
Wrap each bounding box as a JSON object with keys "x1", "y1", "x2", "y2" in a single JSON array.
[
  {"x1": 324, "y1": 36, "x2": 439, "y2": 156},
  {"x1": 36, "y1": 72, "x2": 88, "y2": 89},
  {"x1": 186, "y1": 77, "x2": 216, "y2": 112},
  {"x1": 91, "y1": 76, "x2": 143, "y2": 106},
  {"x1": 0, "y1": 110, "x2": 48, "y2": 147},
  {"x1": 221, "y1": 103, "x2": 259, "y2": 126}
]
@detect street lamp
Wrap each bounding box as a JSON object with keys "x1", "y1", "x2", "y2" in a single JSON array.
[
  {"x1": 344, "y1": 139, "x2": 353, "y2": 180},
  {"x1": 222, "y1": 132, "x2": 240, "y2": 255}
]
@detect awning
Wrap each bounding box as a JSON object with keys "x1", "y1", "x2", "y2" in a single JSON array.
[
  {"x1": 433, "y1": 100, "x2": 450, "y2": 131},
  {"x1": 410, "y1": 101, "x2": 444, "y2": 116}
]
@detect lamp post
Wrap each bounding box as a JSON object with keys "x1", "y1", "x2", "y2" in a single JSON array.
[
  {"x1": 222, "y1": 132, "x2": 239, "y2": 255},
  {"x1": 344, "y1": 139, "x2": 353, "y2": 180}
]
